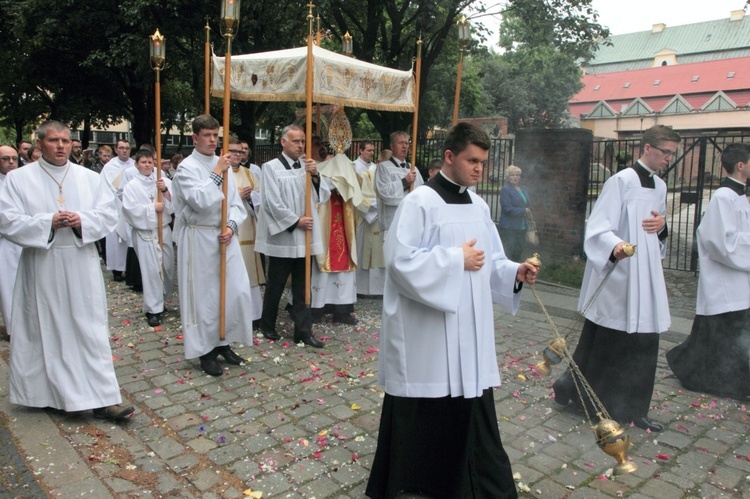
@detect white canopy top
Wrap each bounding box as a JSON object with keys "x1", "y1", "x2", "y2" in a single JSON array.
[{"x1": 212, "y1": 45, "x2": 415, "y2": 112}]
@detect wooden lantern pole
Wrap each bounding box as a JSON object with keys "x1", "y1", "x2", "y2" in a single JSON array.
[
  {"x1": 409, "y1": 35, "x2": 422, "y2": 192},
  {"x1": 304, "y1": 1, "x2": 315, "y2": 306},
  {"x1": 219, "y1": 0, "x2": 240, "y2": 341}
]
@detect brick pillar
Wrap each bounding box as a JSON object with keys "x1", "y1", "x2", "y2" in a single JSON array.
[{"x1": 513, "y1": 129, "x2": 592, "y2": 265}]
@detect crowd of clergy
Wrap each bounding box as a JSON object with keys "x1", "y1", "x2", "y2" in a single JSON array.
[{"x1": 1, "y1": 118, "x2": 749, "y2": 497}]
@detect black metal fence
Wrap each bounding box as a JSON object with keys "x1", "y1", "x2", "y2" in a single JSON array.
[
  {"x1": 589, "y1": 135, "x2": 750, "y2": 271},
  {"x1": 255, "y1": 133, "x2": 750, "y2": 272}
]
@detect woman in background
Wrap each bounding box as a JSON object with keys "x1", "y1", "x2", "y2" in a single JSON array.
[{"x1": 497, "y1": 165, "x2": 530, "y2": 262}]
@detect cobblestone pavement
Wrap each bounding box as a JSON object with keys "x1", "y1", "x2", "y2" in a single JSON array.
[{"x1": 1, "y1": 267, "x2": 749, "y2": 498}]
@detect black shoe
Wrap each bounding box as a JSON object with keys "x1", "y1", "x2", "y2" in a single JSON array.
[
  {"x1": 552, "y1": 370, "x2": 573, "y2": 406},
  {"x1": 295, "y1": 335, "x2": 324, "y2": 348},
  {"x1": 200, "y1": 352, "x2": 223, "y2": 376},
  {"x1": 633, "y1": 417, "x2": 663, "y2": 432},
  {"x1": 332, "y1": 314, "x2": 358, "y2": 325},
  {"x1": 113, "y1": 271, "x2": 124, "y2": 282},
  {"x1": 261, "y1": 329, "x2": 280, "y2": 341},
  {"x1": 146, "y1": 313, "x2": 161, "y2": 327},
  {"x1": 216, "y1": 345, "x2": 244, "y2": 365},
  {"x1": 93, "y1": 404, "x2": 135, "y2": 421}
]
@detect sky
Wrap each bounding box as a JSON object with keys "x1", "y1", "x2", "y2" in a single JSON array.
[
  {"x1": 590, "y1": 0, "x2": 747, "y2": 35},
  {"x1": 476, "y1": 0, "x2": 748, "y2": 44}
]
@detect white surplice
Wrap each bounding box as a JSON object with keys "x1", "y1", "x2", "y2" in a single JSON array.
[
  {"x1": 578, "y1": 167, "x2": 670, "y2": 334},
  {"x1": 0, "y1": 174, "x2": 22, "y2": 326},
  {"x1": 374, "y1": 158, "x2": 423, "y2": 236},
  {"x1": 101, "y1": 156, "x2": 135, "y2": 271},
  {"x1": 379, "y1": 186, "x2": 521, "y2": 399},
  {"x1": 121, "y1": 172, "x2": 175, "y2": 314},
  {"x1": 0, "y1": 160, "x2": 122, "y2": 411},
  {"x1": 172, "y1": 151, "x2": 254, "y2": 359},
  {"x1": 696, "y1": 184, "x2": 750, "y2": 315},
  {"x1": 255, "y1": 156, "x2": 329, "y2": 258},
  {"x1": 354, "y1": 158, "x2": 385, "y2": 295},
  {"x1": 231, "y1": 165, "x2": 263, "y2": 321}
]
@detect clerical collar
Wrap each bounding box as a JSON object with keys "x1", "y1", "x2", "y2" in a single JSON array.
[
  {"x1": 439, "y1": 171, "x2": 468, "y2": 193},
  {"x1": 426, "y1": 171, "x2": 472, "y2": 204},
  {"x1": 720, "y1": 176, "x2": 747, "y2": 196},
  {"x1": 281, "y1": 153, "x2": 298, "y2": 166},
  {"x1": 637, "y1": 159, "x2": 656, "y2": 177}
]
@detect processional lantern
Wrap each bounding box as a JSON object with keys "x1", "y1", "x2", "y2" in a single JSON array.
[
  {"x1": 149, "y1": 29, "x2": 166, "y2": 249},
  {"x1": 452, "y1": 15, "x2": 471, "y2": 125},
  {"x1": 343, "y1": 31, "x2": 353, "y2": 56}
]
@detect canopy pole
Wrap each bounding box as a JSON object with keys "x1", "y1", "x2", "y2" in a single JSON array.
[
  {"x1": 204, "y1": 19, "x2": 211, "y2": 115},
  {"x1": 409, "y1": 35, "x2": 422, "y2": 192},
  {"x1": 304, "y1": 2, "x2": 315, "y2": 306}
]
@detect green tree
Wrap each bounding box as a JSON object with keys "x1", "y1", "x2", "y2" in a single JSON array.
[{"x1": 488, "y1": 0, "x2": 609, "y2": 131}]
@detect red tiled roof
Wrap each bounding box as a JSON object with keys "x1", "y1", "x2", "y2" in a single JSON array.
[{"x1": 571, "y1": 57, "x2": 749, "y2": 104}]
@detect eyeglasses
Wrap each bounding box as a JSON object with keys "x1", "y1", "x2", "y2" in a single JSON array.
[
  {"x1": 228, "y1": 150, "x2": 243, "y2": 154},
  {"x1": 0, "y1": 156, "x2": 18, "y2": 162},
  {"x1": 651, "y1": 145, "x2": 677, "y2": 158}
]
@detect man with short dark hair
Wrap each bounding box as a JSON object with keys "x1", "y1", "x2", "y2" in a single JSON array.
[
  {"x1": 553, "y1": 124, "x2": 679, "y2": 432},
  {"x1": 367, "y1": 122, "x2": 537, "y2": 498},
  {"x1": 354, "y1": 141, "x2": 385, "y2": 296},
  {"x1": 240, "y1": 140, "x2": 251, "y2": 168},
  {"x1": 374, "y1": 131, "x2": 423, "y2": 238},
  {"x1": 255, "y1": 124, "x2": 328, "y2": 348},
  {"x1": 172, "y1": 115, "x2": 255, "y2": 376},
  {"x1": 0, "y1": 121, "x2": 133, "y2": 421},
  {"x1": 17, "y1": 140, "x2": 32, "y2": 166},
  {"x1": 69, "y1": 139, "x2": 83, "y2": 164}
]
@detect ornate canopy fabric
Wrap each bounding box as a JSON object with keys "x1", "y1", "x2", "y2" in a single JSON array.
[{"x1": 211, "y1": 45, "x2": 415, "y2": 112}]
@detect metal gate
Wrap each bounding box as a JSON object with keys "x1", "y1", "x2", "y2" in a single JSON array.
[{"x1": 590, "y1": 136, "x2": 749, "y2": 271}]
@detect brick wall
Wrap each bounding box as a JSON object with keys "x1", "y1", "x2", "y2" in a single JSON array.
[{"x1": 513, "y1": 129, "x2": 592, "y2": 265}]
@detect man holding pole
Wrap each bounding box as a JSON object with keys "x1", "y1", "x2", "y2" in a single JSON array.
[
  {"x1": 171, "y1": 114, "x2": 254, "y2": 376},
  {"x1": 374, "y1": 131, "x2": 423, "y2": 239},
  {"x1": 256, "y1": 124, "x2": 328, "y2": 348}
]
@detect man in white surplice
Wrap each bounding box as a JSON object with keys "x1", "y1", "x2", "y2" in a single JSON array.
[
  {"x1": 172, "y1": 114, "x2": 254, "y2": 376},
  {"x1": 0, "y1": 146, "x2": 22, "y2": 336},
  {"x1": 121, "y1": 150, "x2": 174, "y2": 328},
  {"x1": 101, "y1": 139, "x2": 134, "y2": 281},
  {"x1": 354, "y1": 141, "x2": 385, "y2": 296},
  {"x1": 374, "y1": 131, "x2": 423, "y2": 238},
  {"x1": 367, "y1": 123, "x2": 538, "y2": 498},
  {"x1": 256, "y1": 124, "x2": 328, "y2": 348},
  {"x1": 553, "y1": 125, "x2": 678, "y2": 433},
  {"x1": 0, "y1": 121, "x2": 134, "y2": 421}
]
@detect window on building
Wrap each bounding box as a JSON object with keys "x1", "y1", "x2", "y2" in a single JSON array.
[
  {"x1": 653, "y1": 80, "x2": 661, "y2": 86},
  {"x1": 691, "y1": 76, "x2": 699, "y2": 82}
]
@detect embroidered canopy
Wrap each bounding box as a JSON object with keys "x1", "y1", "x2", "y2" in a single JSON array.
[{"x1": 211, "y1": 45, "x2": 415, "y2": 112}]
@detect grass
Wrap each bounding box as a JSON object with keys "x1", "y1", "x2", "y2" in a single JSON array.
[{"x1": 540, "y1": 260, "x2": 585, "y2": 288}]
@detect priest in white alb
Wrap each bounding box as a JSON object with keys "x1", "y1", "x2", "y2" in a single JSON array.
[
  {"x1": 100, "y1": 138, "x2": 135, "y2": 282},
  {"x1": 172, "y1": 115, "x2": 254, "y2": 376},
  {"x1": 367, "y1": 123, "x2": 538, "y2": 499},
  {"x1": 353, "y1": 141, "x2": 385, "y2": 296},
  {"x1": 121, "y1": 149, "x2": 174, "y2": 328},
  {"x1": 0, "y1": 121, "x2": 133, "y2": 421}
]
